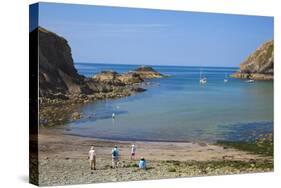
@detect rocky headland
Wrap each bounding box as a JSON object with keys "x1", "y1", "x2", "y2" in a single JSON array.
[
  {"x1": 231, "y1": 40, "x2": 274, "y2": 80},
  {"x1": 33, "y1": 27, "x2": 165, "y2": 126}
]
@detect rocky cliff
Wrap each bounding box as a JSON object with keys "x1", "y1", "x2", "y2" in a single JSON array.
[
  {"x1": 33, "y1": 27, "x2": 165, "y2": 106},
  {"x1": 231, "y1": 40, "x2": 274, "y2": 80},
  {"x1": 35, "y1": 27, "x2": 89, "y2": 98}
]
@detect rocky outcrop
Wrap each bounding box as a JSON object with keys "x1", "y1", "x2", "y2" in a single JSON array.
[
  {"x1": 91, "y1": 66, "x2": 164, "y2": 85},
  {"x1": 118, "y1": 72, "x2": 144, "y2": 84},
  {"x1": 134, "y1": 66, "x2": 165, "y2": 79},
  {"x1": 92, "y1": 71, "x2": 124, "y2": 86},
  {"x1": 231, "y1": 40, "x2": 274, "y2": 80},
  {"x1": 92, "y1": 71, "x2": 144, "y2": 85},
  {"x1": 36, "y1": 27, "x2": 85, "y2": 97},
  {"x1": 34, "y1": 27, "x2": 164, "y2": 109}
]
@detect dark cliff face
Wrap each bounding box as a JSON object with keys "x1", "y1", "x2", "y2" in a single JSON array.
[
  {"x1": 34, "y1": 27, "x2": 164, "y2": 106},
  {"x1": 32, "y1": 27, "x2": 84, "y2": 97},
  {"x1": 231, "y1": 40, "x2": 274, "y2": 80}
]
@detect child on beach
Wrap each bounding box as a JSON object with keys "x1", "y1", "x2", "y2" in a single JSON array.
[
  {"x1": 139, "y1": 157, "x2": 146, "y2": 170},
  {"x1": 130, "y1": 144, "x2": 136, "y2": 160},
  {"x1": 111, "y1": 145, "x2": 120, "y2": 168},
  {"x1": 88, "y1": 146, "x2": 96, "y2": 170}
]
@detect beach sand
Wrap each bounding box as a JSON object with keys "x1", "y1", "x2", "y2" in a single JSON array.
[{"x1": 34, "y1": 129, "x2": 273, "y2": 186}]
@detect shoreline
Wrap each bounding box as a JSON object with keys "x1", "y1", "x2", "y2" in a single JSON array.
[
  {"x1": 38, "y1": 128, "x2": 273, "y2": 160},
  {"x1": 64, "y1": 132, "x2": 195, "y2": 144},
  {"x1": 44, "y1": 118, "x2": 274, "y2": 144},
  {"x1": 34, "y1": 128, "x2": 273, "y2": 186}
]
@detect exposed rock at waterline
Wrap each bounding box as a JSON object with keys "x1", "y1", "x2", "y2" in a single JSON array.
[
  {"x1": 92, "y1": 71, "x2": 123, "y2": 85},
  {"x1": 71, "y1": 112, "x2": 81, "y2": 120},
  {"x1": 134, "y1": 66, "x2": 165, "y2": 79},
  {"x1": 231, "y1": 40, "x2": 274, "y2": 80},
  {"x1": 92, "y1": 71, "x2": 144, "y2": 85},
  {"x1": 118, "y1": 72, "x2": 144, "y2": 84}
]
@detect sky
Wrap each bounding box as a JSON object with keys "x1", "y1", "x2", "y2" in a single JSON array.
[{"x1": 31, "y1": 2, "x2": 273, "y2": 67}]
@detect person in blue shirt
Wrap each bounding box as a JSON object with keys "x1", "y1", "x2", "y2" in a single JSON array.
[
  {"x1": 139, "y1": 157, "x2": 146, "y2": 170},
  {"x1": 111, "y1": 145, "x2": 120, "y2": 168}
]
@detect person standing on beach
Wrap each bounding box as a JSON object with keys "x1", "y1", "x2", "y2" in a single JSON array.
[
  {"x1": 130, "y1": 144, "x2": 136, "y2": 160},
  {"x1": 88, "y1": 146, "x2": 96, "y2": 170},
  {"x1": 111, "y1": 145, "x2": 120, "y2": 168}
]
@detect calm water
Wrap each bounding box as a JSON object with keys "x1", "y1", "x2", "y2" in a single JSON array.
[{"x1": 64, "y1": 63, "x2": 273, "y2": 142}]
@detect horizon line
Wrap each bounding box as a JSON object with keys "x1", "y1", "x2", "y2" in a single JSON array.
[{"x1": 74, "y1": 61, "x2": 239, "y2": 69}]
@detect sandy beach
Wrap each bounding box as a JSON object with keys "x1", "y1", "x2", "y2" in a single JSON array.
[{"x1": 33, "y1": 129, "x2": 273, "y2": 186}]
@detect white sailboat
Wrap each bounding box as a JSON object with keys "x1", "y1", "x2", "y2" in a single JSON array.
[
  {"x1": 199, "y1": 69, "x2": 207, "y2": 84},
  {"x1": 224, "y1": 73, "x2": 228, "y2": 83},
  {"x1": 246, "y1": 79, "x2": 254, "y2": 83}
]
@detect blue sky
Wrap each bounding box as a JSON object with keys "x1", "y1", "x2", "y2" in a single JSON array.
[{"x1": 33, "y1": 2, "x2": 273, "y2": 67}]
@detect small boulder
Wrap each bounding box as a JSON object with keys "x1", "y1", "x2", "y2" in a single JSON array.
[{"x1": 71, "y1": 112, "x2": 81, "y2": 120}]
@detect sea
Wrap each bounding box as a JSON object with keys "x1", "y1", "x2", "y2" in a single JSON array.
[{"x1": 63, "y1": 62, "x2": 273, "y2": 143}]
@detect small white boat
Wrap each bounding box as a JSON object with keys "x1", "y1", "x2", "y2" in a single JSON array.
[
  {"x1": 200, "y1": 77, "x2": 207, "y2": 84},
  {"x1": 199, "y1": 69, "x2": 207, "y2": 84},
  {"x1": 224, "y1": 73, "x2": 228, "y2": 83},
  {"x1": 246, "y1": 79, "x2": 255, "y2": 83}
]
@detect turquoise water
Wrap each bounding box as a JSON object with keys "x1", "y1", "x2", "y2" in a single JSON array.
[{"x1": 64, "y1": 63, "x2": 273, "y2": 142}]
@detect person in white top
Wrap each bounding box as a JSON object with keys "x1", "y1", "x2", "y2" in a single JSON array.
[
  {"x1": 130, "y1": 144, "x2": 136, "y2": 160},
  {"x1": 88, "y1": 146, "x2": 96, "y2": 170}
]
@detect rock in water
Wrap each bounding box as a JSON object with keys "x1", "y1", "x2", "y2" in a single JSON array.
[
  {"x1": 92, "y1": 69, "x2": 162, "y2": 85},
  {"x1": 231, "y1": 40, "x2": 273, "y2": 80},
  {"x1": 117, "y1": 72, "x2": 144, "y2": 84},
  {"x1": 134, "y1": 66, "x2": 165, "y2": 79},
  {"x1": 92, "y1": 71, "x2": 124, "y2": 86},
  {"x1": 92, "y1": 71, "x2": 120, "y2": 82},
  {"x1": 71, "y1": 112, "x2": 81, "y2": 120}
]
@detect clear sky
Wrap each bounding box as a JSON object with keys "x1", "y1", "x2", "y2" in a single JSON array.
[{"x1": 34, "y1": 2, "x2": 273, "y2": 67}]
